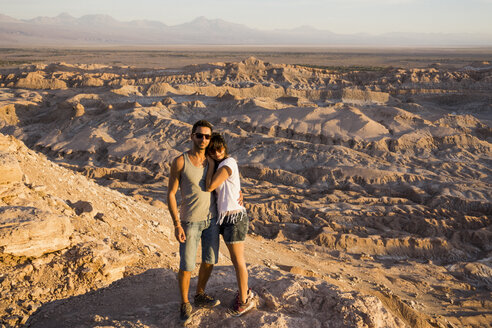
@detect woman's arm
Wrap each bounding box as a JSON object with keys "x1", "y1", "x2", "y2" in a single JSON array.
[
  {"x1": 205, "y1": 156, "x2": 216, "y2": 191},
  {"x1": 206, "y1": 160, "x2": 232, "y2": 191}
]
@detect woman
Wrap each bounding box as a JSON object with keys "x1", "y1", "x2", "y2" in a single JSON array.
[{"x1": 205, "y1": 133, "x2": 255, "y2": 316}]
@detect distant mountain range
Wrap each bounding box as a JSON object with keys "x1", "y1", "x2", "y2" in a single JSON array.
[{"x1": 0, "y1": 13, "x2": 491, "y2": 46}]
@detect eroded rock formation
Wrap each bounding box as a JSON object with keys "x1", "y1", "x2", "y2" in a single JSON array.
[{"x1": 0, "y1": 57, "x2": 491, "y2": 327}]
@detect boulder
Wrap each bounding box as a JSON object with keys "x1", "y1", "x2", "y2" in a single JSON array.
[
  {"x1": 0, "y1": 153, "x2": 23, "y2": 185},
  {"x1": 73, "y1": 103, "x2": 85, "y2": 117},
  {"x1": 146, "y1": 82, "x2": 176, "y2": 96},
  {"x1": 0, "y1": 206, "x2": 73, "y2": 257},
  {"x1": 342, "y1": 88, "x2": 390, "y2": 104},
  {"x1": 15, "y1": 72, "x2": 67, "y2": 90},
  {"x1": 0, "y1": 104, "x2": 19, "y2": 125},
  {"x1": 161, "y1": 97, "x2": 177, "y2": 105}
]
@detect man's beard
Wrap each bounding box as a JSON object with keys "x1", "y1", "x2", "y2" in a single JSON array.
[{"x1": 193, "y1": 139, "x2": 208, "y2": 149}]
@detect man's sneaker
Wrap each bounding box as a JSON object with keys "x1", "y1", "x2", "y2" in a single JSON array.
[
  {"x1": 180, "y1": 302, "x2": 192, "y2": 324},
  {"x1": 194, "y1": 292, "x2": 220, "y2": 308},
  {"x1": 230, "y1": 289, "x2": 256, "y2": 317}
]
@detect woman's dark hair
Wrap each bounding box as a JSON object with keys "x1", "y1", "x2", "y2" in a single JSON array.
[{"x1": 207, "y1": 133, "x2": 229, "y2": 158}]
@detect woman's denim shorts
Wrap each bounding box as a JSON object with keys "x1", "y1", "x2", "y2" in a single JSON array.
[{"x1": 220, "y1": 212, "x2": 249, "y2": 244}]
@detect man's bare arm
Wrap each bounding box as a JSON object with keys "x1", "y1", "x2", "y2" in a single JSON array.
[{"x1": 167, "y1": 155, "x2": 186, "y2": 242}]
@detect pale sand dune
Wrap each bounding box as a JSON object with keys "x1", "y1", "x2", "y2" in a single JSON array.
[{"x1": 0, "y1": 56, "x2": 491, "y2": 327}]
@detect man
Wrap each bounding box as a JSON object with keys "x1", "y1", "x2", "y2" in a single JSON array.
[{"x1": 167, "y1": 120, "x2": 220, "y2": 323}]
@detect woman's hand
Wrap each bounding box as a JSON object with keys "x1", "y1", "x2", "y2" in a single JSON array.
[{"x1": 238, "y1": 190, "x2": 244, "y2": 206}]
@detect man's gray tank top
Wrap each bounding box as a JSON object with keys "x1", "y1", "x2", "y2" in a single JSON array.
[{"x1": 179, "y1": 152, "x2": 217, "y2": 222}]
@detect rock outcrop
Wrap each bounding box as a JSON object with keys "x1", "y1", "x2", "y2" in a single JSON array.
[{"x1": 0, "y1": 207, "x2": 73, "y2": 257}]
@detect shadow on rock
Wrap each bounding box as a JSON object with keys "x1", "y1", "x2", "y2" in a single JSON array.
[
  {"x1": 26, "y1": 265, "x2": 406, "y2": 328},
  {"x1": 26, "y1": 268, "x2": 181, "y2": 328}
]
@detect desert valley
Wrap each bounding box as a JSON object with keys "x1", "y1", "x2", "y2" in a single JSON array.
[{"x1": 0, "y1": 48, "x2": 491, "y2": 328}]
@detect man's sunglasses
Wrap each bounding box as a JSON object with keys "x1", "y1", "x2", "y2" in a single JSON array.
[{"x1": 193, "y1": 133, "x2": 211, "y2": 140}]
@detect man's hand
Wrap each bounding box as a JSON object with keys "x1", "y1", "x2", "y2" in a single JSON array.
[
  {"x1": 168, "y1": 155, "x2": 185, "y2": 242},
  {"x1": 175, "y1": 225, "x2": 186, "y2": 243}
]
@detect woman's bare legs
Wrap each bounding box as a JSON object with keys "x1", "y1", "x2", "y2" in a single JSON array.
[{"x1": 226, "y1": 242, "x2": 249, "y2": 303}]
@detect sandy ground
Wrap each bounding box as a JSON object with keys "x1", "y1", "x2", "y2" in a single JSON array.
[{"x1": 0, "y1": 50, "x2": 491, "y2": 327}]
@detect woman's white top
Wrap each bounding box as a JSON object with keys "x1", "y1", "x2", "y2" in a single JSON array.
[{"x1": 216, "y1": 157, "x2": 246, "y2": 224}]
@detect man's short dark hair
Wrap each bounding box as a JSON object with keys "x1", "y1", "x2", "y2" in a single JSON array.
[{"x1": 192, "y1": 120, "x2": 213, "y2": 134}]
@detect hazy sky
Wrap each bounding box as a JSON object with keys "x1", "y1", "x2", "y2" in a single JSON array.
[{"x1": 2, "y1": 0, "x2": 492, "y2": 35}]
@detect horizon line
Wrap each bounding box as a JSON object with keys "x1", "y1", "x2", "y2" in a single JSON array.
[{"x1": 2, "y1": 12, "x2": 492, "y2": 38}]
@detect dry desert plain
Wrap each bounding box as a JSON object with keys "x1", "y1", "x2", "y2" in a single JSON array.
[{"x1": 0, "y1": 47, "x2": 491, "y2": 328}]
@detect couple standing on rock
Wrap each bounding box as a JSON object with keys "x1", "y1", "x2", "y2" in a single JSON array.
[{"x1": 167, "y1": 120, "x2": 256, "y2": 324}]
